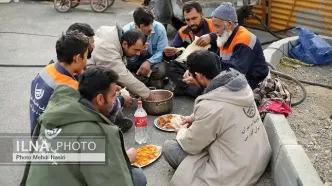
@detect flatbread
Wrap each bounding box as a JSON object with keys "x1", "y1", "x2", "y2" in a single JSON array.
[
  {"x1": 175, "y1": 37, "x2": 211, "y2": 62},
  {"x1": 120, "y1": 87, "x2": 130, "y2": 97},
  {"x1": 170, "y1": 115, "x2": 182, "y2": 128}
]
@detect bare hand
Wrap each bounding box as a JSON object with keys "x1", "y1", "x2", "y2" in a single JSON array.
[
  {"x1": 145, "y1": 92, "x2": 156, "y2": 101},
  {"x1": 174, "y1": 123, "x2": 189, "y2": 133},
  {"x1": 126, "y1": 148, "x2": 137, "y2": 163},
  {"x1": 142, "y1": 42, "x2": 149, "y2": 52},
  {"x1": 116, "y1": 85, "x2": 123, "y2": 96},
  {"x1": 116, "y1": 85, "x2": 122, "y2": 91},
  {"x1": 164, "y1": 47, "x2": 177, "y2": 57},
  {"x1": 137, "y1": 61, "x2": 151, "y2": 76},
  {"x1": 196, "y1": 34, "x2": 211, "y2": 47},
  {"x1": 183, "y1": 70, "x2": 190, "y2": 79},
  {"x1": 182, "y1": 70, "x2": 195, "y2": 85},
  {"x1": 122, "y1": 94, "x2": 133, "y2": 107},
  {"x1": 180, "y1": 116, "x2": 194, "y2": 128}
]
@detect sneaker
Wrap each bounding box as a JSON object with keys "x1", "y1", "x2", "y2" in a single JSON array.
[{"x1": 115, "y1": 116, "x2": 133, "y2": 133}]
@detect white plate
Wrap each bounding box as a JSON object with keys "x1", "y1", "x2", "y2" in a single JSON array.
[
  {"x1": 132, "y1": 145, "x2": 162, "y2": 168},
  {"x1": 153, "y1": 114, "x2": 183, "y2": 132}
]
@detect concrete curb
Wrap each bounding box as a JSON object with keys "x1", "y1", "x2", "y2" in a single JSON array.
[
  {"x1": 263, "y1": 114, "x2": 323, "y2": 186},
  {"x1": 263, "y1": 37, "x2": 328, "y2": 186}
]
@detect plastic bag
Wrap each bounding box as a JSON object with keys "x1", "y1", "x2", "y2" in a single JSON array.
[
  {"x1": 289, "y1": 27, "x2": 332, "y2": 65},
  {"x1": 259, "y1": 98, "x2": 292, "y2": 118}
]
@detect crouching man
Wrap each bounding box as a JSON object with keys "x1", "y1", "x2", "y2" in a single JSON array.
[
  {"x1": 22, "y1": 67, "x2": 146, "y2": 186},
  {"x1": 123, "y1": 7, "x2": 168, "y2": 89},
  {"x1": 162, "y1": 50, "x2": 272, "y2": 186}
]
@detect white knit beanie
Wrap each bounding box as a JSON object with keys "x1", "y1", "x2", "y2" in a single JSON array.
[{"x1": 211, "y1": 2, "x2": 238, "y2": 23}]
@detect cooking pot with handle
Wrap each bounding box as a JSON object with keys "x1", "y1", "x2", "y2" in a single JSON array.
[{"x1": 142, "y1": 88, "x2": 173, "y2": 116}]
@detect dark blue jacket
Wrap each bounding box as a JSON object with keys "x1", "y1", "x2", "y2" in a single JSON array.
[
  {"x1": 30, "y1": 62, "x2": 123, "y2": 136},
  {"x1": 210, "y1": 26, "x2": 268, "y2": 89},
  {"x1": 29, "y1": 62, "x2": 79, "y2": 135}
]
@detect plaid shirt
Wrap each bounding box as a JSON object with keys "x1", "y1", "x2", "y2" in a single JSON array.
[{"x1": 253, "y1": 77, "x2": 292, "y2": 106}]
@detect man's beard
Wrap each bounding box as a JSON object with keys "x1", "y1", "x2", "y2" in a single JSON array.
[
  {"x1": 217, "y1": 30, "x2": 232, "y2": 47},
  {"x1": 190, "y1": 22, "x2": 203, "y2": 34},
  {"x1": 87, "y1": 49, "x2": 93, "y2": 59}
]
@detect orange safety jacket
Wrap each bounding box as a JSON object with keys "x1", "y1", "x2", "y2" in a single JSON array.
[
  {"x1": 218, "y1": 26, "x2": 269, "y2": 89},
  {"x1": 171, "y1": 18, "x2": 214, "y2": 48},
  {"x1": 29, "y1": 63, "x2": 78, "y2": 135},
  {"x1": 219, "y1": 26, "x2": 257, "y2": 60}
]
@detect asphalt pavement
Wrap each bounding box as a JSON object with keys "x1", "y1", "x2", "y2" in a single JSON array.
[{"x1": 0, "y1": 1, "x2": 275, "y2": 185}]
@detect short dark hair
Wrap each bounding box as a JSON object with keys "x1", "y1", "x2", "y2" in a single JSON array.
[
  {"x1": 56, "y1": 30, "x2": 89, "y2": 64},
  {"x1": 120, "y1": 29, "x2": 146, "y2": 48},
  {"x1": 78, "y1": 66, "x2": 119, "y2": 101},
  {"x1": 133, "y1": 7, "x2": 154, "y2": 26},
  {"x1": 66, "y1": 23, "x2": 95, "y2": 37},
  {"x1": 187, "y1": 50, "x2": 220, "y2": 80},
  {"x1": 183, "y1": 1, "x2": 202, "y2": 14}
]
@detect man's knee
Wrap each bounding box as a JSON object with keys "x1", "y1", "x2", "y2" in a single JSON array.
[
  {"x1": 151, "y1": 62, "x2": 167, "y2": 80},
  {"x1": 162, "y1": 139, "x2": 186, "y2": 169},
  {"x1": 132, "y1": 167, "x2": 147, "y2": 186},
  {"x1": 162, "y1": 139, "x2": 180, "y2": 159}
]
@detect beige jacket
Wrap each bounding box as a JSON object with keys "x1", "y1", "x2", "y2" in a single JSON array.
[
  {"x1": 172, "y1": 72, "x2": 272, "y2": 186},
  {"x1": 87, "y1": 25, "x2": 150, "y2": 99}
]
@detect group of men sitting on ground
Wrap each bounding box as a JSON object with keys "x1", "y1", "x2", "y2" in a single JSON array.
[{"x1": 25, "y1": 1, "x2": 272, "y2": 186}]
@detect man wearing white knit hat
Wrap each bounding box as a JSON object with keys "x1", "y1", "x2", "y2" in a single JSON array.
[{"x1": 183, "y1": 2, "x2": 269, "y2": 90}]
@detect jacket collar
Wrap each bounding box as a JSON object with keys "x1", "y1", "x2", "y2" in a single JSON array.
[
  {"x1": 116, "y1": 23, "x2": 125, "y2": 58},
  {"x1": 54, "y1": 62, "x2": 77, "y2": 81},
  {"x1": 78, "y1": 96, "x2": 97, "y2": 111},
  {"x1": 151, "y1": 21, "x2": 156, "y2": 34},
  {"x1": 78, "y1": 96, "x2": 114, "y2": 125},
  {"x1": 116, "y1": 22, "x2": 123, "y2": 41},
  {"x1": 204, "y1": 68, "x2": 248, "y2": 94},
  {"x1": 223, "y1": 26, "x2": 240, "y2": 49}
]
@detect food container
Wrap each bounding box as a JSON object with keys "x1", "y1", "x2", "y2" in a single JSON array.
[{"x1": 142, "y1": 89, "x2": 173, "y2": 116}]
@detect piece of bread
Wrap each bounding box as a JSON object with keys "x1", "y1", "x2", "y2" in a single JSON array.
[
  {"x1": 120, "y1": 87, "x2": 130, "y2": 97},
  {"x1": 170, "y1": 115, "x2": 183, "y2": 128},
  {"x1": 175, "y1": 37, "x2": 210, "y2": 62}
]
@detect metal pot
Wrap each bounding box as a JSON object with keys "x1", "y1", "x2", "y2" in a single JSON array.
[{"x1": 142, "y1": 89, "x2": 173, "y2": 116}]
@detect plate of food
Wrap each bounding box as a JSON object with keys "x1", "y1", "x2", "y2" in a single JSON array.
[
  {"x1": 154, "y1": 114, "x2": 184, "y2": 132},
  {"x1": 132, "y1": 144, "x2": 162, "y2": 168}
]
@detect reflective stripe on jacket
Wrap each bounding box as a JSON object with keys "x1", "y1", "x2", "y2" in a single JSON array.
[
  {"x1": 29, "y1": 62, "x2": 122, "y2": 136},
  {"x1": 29, "y1": 63, "x2": 78, "y2": 135},
  {"x1": 218, "y1": 26, "x2": 269, "y2": 89},
  {"x1": 219, "y1": 26, "x2": 257, "y2": 59}
]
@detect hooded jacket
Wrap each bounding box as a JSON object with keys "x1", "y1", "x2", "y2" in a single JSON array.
[
  {"x1": 171, "y1": 70, "x2": 272, "y2": 186},
  {"x1": 23, "y1": 85, "x2": 133, "y2": 186},
  {"x1": 87, "y1": 25, "x2": 150, "y2": 99}
]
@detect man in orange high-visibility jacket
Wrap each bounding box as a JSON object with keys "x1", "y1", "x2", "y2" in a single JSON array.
[
  {"x1": 164, "y1": 1, "x2": 218, "y2": 98},
  {"x1": 208, "y1": 2, "x2": 268, "y2": 89},
  {"x1": 29, "y1": 31, "x2": 89, "y2": 136},
  {"x1": 184, "y1": 3, "x2": 268, "y2": 90}
]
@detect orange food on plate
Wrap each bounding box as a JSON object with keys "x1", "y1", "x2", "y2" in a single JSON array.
[
  {"x1": 165, "y1": 114, "x2": 173, "y2": 122},
  {"x1": 157, "y1": 116, "x2": 166, "y2": 125},
  {"x1": 157, "y1": 115, "x2": 181, "y2": 130},
  {"x1": 164, "y1": 123, "x2": 175, "y2": 129},
  {"x1": 133, "y1": 145, "x2": 160, "y2": 167}
]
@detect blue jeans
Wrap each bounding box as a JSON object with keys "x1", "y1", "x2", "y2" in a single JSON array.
[
  {"x1": 162, "y1": 139, "x2": 188, "y2": 169},
  {"x1": 132, "y1": 166, "x2": 147, "y2": 186}
]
